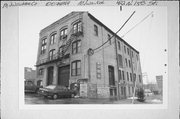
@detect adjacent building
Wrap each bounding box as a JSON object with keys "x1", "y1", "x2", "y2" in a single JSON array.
[
  {"x1": 35, "y1": 12, "x2": 143, "y2": 99},
  {"x1": 24, "y1": 67, "x2": 36, "y2": 83},
  {"x1": 156, "y1": 75, "x2": 163, "y2": 95}
]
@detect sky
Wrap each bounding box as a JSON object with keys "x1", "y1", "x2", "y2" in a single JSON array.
[{"x1": 19, "y1": 6, "x2": 167, "y2": 83}]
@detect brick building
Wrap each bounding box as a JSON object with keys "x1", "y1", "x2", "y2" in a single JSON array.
[
  {"x1": 24, "y1": 67, "x2": 36, "y2": 83},
  {"x1": 35, "y1": 12, "x2": 143, "y2": 99}
]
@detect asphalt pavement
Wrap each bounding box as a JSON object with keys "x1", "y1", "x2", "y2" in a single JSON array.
[{"x1": 25, "y1": 93, "x2": 163, "y2": 104}]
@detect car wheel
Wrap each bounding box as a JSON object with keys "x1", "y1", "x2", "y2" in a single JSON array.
[
  {"x1": 71, "y1": 94, "x2": 75, "y2": 98},
  {"x1": 53, "y1": 94, "x2": 58, "y2": 100}
]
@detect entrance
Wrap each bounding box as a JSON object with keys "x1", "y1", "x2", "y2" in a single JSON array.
[
  {"x1": 58, "y1": 65, "x2": 70, "y2": 87},
  {"x1": 108, "y1": 66, "x2": 115, "y2": 86},
  {"x1": 47, "y1": 66, "x2": 54, "y2": 86}
]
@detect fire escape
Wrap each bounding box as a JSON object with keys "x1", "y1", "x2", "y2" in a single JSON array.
[{"x1": 36, "y1": 21, "x2": 83, "y2": 67}]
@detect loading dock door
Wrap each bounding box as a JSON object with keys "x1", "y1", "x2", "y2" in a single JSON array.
[{"x1": 58, "y1": 65, "x2": 70, "y2": 87}]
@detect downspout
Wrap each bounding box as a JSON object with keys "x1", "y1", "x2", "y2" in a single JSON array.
[{"x1": 114, "y1": 37, "x2": 120, "y2": 100}]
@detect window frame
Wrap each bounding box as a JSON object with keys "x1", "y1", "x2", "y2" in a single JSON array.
[
  {"x1": 60, "y1": 28, "x2": 67, "y2": 40},
  {"x1": 72, "y1": 40, "x2": 81, "y2": 54},
  {"x1": 139, "y1": 75, "x2": 141, "y2": 83},
  {"x1": 50, "y1": 33, "x2": 57, "y2": 45},
  {"x1": 49, "y1": 49, "x2": 55, "y2": 60},
  {"x1": 71, "y1": 60, "x2": 81, "y2": 76},
  {"x1": 39, "y1": 68, "x2": 44, "y2": 75},
  {"x1": 73, "y1": 21, "x2": 82, "y2": 34},
  {"x1": 128, "y1": 60, "x2": 131, "y2": 68},
  {"x1": 59, "y1": 45, "x2": 65, "y2": 57},
  {"x1": 118, "y1": 70, "x2": 122, "y2": 81},
  {"x1": 41, "y1": 38, "x2": 47, "y2": 55},
  {"x1": 118, "y1": 54, "x2": 123, "y2": 68},
  {"x1": 125, "y1": 58, "x2": 128, "y2": 67},
  {"x1": 118, "y1": 41, "x2": 121, "y2": 50},
  {"x1": 127, "y1": 72, "x2": 129, "y2": 81},
  {"x1": 122, "y1": 71, "x2": 125, "y2": 80},
  {"x1": 124, "y1": 45, "x2": 126, "y2": 54},
  {"x1": 108, "y1": 34, "x2": 111, "y2": 44},
  {"x1": 94, "y1": 24, "x2": 98, "y2": 36}
]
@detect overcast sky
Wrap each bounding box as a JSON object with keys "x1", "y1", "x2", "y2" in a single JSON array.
[{"x1": 19, "y1": 6, "x2": 167, "y2": 83}]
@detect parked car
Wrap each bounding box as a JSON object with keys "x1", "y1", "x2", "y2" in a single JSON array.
[
  {"x1": 24, "y1": 81, "x2": 42, "y2": 93},
  {"x1": 38, "y1": 85, "x2": 77, "y2": 99},
  {"x1": 144, "y1": 89, "x2": 153, "y2": 96}
]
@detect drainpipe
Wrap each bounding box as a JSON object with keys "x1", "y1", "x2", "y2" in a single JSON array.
[{"x1": 114, "y1": 36, "x2": 120, "y2": 100}]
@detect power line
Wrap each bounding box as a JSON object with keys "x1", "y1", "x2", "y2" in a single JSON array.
[
  {"x1": 121, "y1": 11, "x2": 154, "y2": 38},
  {"x1": 93, "y1": 11, "x2": 136, "y2": 51}
]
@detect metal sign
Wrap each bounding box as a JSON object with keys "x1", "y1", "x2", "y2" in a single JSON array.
[{"x1": 87, "y1": 48, "x2": 94, "y2": 56}]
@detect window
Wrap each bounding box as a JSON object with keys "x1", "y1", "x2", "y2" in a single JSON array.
[
  {"x1": 72, "y1": 40, "x2": 81, "y2": 54},
  {"x1": 49, "y1": 49, "x2": 55, "y2": 60},
  {"x1": 118, "y1": 70, "x2": 122, "y2": 81},
  {"x1": 73, "y1": 21, "x2": 82, "y2": 34},
  {"x1": 118, "y1": 41, "x2": 121, "y2": 50},
  {"x1": 130, "y1": 73, "x2": 132, "y2": 82},
  {"x1": 122, "y1": 71, "x2": 125, "y2": 80},
  {"x1": 129, "y1": 60, "x2": 131, "y2": 68},
  {"x1": 129, "y1": 87, "x2": 131, "y2": 95},
  {"x1": 71, "y1": 60, "x2": 81, "y2": 76},
  {"x1": 59, "y1": 45, "x2": 65, "y2": 57},
  {"x1": 41, "y1": 38, "x2": 47, "y2": 54},
  {"x1": 118, "y1": 54, "x2": 123, "y2": 68},
  {"x1": 127, "y1": 48, "x2": 130, "y2": 55},
  {"x1": 108, "y1": 34, "x2": 111, "y2": 44},
  {"x1": 133, "y1": 74, "x2": 136, "y2": 82},
  {"x1": 60, "y1": 28, "x2": 67, "y2": 40},
  {"x1": 132, "y1": 51, "x2": 134, "y2": 57},
  {"x1": 125, "y1": 58, "x2": 128, "y2": 67},
  {"x1": 39, "y1": 68, "x2": 44, "y2": 75},
  {"x1": 121, "y1": 87, "x2": 124, "y2": 95},
  {"x1": 127, "y1": 72, "x2": 129, "y2": 81},
  {"x1": 136, "y1": 54, "x2": 139, "y2": 61},
  {"x1": 139, "y1": 75, "x2": 142, "y2": 83},
  {"x1": 94, "y1": 25, "x2": 98, "y2": 36},
  {"x1": 124, "y1": 45, "x2": 126, "y2": 54},
  {"x1": 132, "y1": 87, "x2": 134, "y2": 94},
  {"x1": 50, "y1": 33, "x2": 57, "y2": 45}
]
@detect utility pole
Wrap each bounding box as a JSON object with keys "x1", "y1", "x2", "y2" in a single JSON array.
[
  {"x1": 132, "y1": 59, "x2": 139, "y2": 104},
  {"x1": 115, "y1": 11, "x2": 136, "y2": 100}
]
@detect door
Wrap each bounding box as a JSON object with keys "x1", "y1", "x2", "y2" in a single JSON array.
[
  {"x1": 58, "y1": 65, "x2": 70, "y2": 87},
  {"x1": 124, "y1": 87, "x2": 126, "y2": 98},
  {"x1": 47, "y1": 66, "x2": 54, "y2": 86},
  {"x1": 108, "y1": 66, "x2": 115, "y2": 86}
]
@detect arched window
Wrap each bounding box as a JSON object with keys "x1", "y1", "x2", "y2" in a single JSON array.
[
  {"x1": 72, "y1": 40, "x2": 81, "y2": 54},
  {"x1": 71, "y1": 60, "x2": 81, "y2": 76},
  {"x1": 49, "y1": 49, "x2": 55, "y2": 60},
  {"x1": 73, "y1": 21, "x2": 82, "y2": 34},
  {"x1": 60, "y1": 28, "x2": 67, "y2": 40},
  {"x1": 50, "y1": 32, "x2": 57, "y2": 45},
  {"x1": 59, "y1": 45, "x2": 65, "y2": 57}
]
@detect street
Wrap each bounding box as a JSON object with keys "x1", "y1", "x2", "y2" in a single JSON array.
[{"x1": 25, "y1": 93, "x2": 163, "y2": 104}]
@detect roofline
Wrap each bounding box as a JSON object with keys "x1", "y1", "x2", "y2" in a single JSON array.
[
  {"x1": 87, "y1": 13, "x2": 139, "y2": 54},
  {"x1": 40, "y1": 12, "x2": 85, "y2": 34}
]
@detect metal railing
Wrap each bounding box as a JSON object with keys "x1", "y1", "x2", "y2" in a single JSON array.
[{"x1": 36, "y1": 24, "x2": 83, "y2": 66}]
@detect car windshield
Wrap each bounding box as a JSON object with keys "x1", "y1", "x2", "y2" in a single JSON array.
[{"x1": 46, "y1": 85, "x2": 56, "y2": 90}]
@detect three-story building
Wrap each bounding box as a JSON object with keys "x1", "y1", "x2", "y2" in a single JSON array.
[{"x1": 35, "y1": 12, "x2": 143, "y2": 99}]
